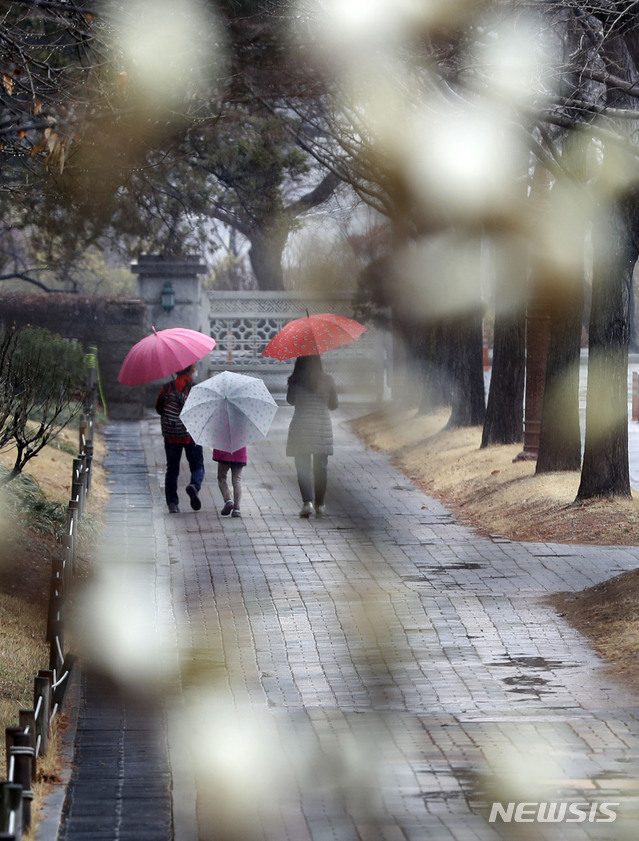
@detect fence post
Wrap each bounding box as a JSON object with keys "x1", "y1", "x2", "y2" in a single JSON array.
[
  {"x1": 80, "y1": 453, "x2": 89, "y2": 512},
  {"x1": 47, "y1": 558, "x2": 65, "y2": 644},
  {"x1": 4, "y1": 729, "x2": 22, "y2": 780},
  {"x1": 10, "y1": 733, "x2": 34, "y2": 831},
  {"x1": 78, "y1": 414, "x2": 89, "y2": 455},
  {"x1": 61, "y1": 538, "x2": 71, "y2": 601},
  {"x1": 52, "y1": 654, "x2": 76, "y2": 709},
  {"x1": 0, "y1": 780, "x2": 22, "y2": 837},
  {"x1": 67, "y1": 500, "x2": 79, "y2": 575},
  {"x1": 34, "y1": 675, "x2": 52, "y2": 758},
  {"x1": 633, "y1": 371, "x2": 639, "y2": 422},
  {"x1": 84, "y1": 440, "x2": 94, "y2": 494},
  {"x1": 71, "y1": 457, "x2": 85, "y2": 520},
  {"x1": 48, "y1": 619, "x2": 64, "y2": 679},
  {"x1": 17, "y1": 714, "x2": 35, "y2": 784}
]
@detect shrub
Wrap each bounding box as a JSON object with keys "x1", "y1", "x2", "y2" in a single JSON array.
[{"x1": 0, "y1": 327, "x2": 87, "y2": 484}]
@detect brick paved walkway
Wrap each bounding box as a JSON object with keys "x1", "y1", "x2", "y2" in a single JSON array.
[
  {"x1": 51, "y1": 404, "x2": 639, "y2": 841},
  {"x1": 55, "y1": 423, "x2": 173, "y2": 841}
]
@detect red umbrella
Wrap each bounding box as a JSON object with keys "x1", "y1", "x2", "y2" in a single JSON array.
[
  {"x1": 262, "y1": 313, "x2": 367, "y2": 360},
  {"x1": 118, "y1": 327, "x2": 216, "y2": 385}
]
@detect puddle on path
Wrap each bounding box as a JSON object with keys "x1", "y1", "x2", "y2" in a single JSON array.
[
  {"x1": 487, "y1": 654, "x2": 580, "y2": 699},
  {"x1": 426, "y1": 562, "x2": 484, "y2": 572},
  {"x1": 488, "y1": 655, "x2": 579, "y2": 671},
  {"x1": 403, "y1": 562, "x2": 485, "y2": 584}
]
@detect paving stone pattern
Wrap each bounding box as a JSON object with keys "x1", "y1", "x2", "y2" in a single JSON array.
[
  {"x1": 56, "y1": 673, "x2": 172, "y2": 841},
  {"x1": 57, "y1": 423, "x2": 173, "y2": 841},
  {"x1": 59, "y1": 405, "x2": 639, "y2": 841}
]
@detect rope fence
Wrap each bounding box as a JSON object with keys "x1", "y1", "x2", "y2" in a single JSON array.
[{"x1": 0, "y1": 347, "x2": 98, "y2": 840}]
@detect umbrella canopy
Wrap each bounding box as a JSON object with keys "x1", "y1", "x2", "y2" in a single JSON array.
[
  {"x1": 180, "y1": 370, "x2": 278, "y2": 452},
  {"x1": 118, "y1": 327, "x2": 216, "y2": 385},
  {"x1": 262, "y1": 312, "x2": 367, "y2": 360}
]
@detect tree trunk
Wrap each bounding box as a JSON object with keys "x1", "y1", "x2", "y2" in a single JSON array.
[
  {"x1": 577, "y1": 20, "x2": 639, "y2": 498},
  {"x1": 577, "y1": 203, "x2": 634, "y2": 499},
  {"x1": 536, "y1": 275, "x2": 584, "y2": 473},
  {"x1": 419, "y1": 322, "x2": 453, "y2": 414},
  {"x1": 630, "y1": 270, "x2": 638, "y2": 352},
  {"x1": 396, "y1": 320, "x2": 452, "y2": 414},
  {"x1": 415, "y1": 322, "x2": 452, "y2": 414},
  {"x1": 248, "y1": 224, "x2": 288, "y2": 291},
  {"x1": 446, "y1": 310, "x2": 486, "y2": 429},
  {"x1": 481, "y1": 235, "x2": 526, "y2": 447},
  {"x1": 481, "y1": 311, "x2": 525, "y2": 447},
  {"x1": 246, "y1": 173, "x2": 339, "y2": 292}
]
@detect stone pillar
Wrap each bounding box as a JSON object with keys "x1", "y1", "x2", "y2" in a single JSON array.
[
  {"x1": 131, "y1": 253, "x2": 208, "y2": 333},
  {"x1": 131, "y1": 254, "x2": 209, "y2": 408}
]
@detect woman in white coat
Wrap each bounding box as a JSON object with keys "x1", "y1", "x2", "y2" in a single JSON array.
[{"x1": 286, "y1": 355, "x2": 338, "y2": 518}]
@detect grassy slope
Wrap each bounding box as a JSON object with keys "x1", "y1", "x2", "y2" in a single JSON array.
[{"x1": 0, "y1": 425, "x2": 105, "y2": 835}]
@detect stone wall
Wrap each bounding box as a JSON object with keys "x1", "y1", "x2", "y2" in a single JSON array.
[{"x1": 0, "y1": 292, "x2": 148, "y2": 419}]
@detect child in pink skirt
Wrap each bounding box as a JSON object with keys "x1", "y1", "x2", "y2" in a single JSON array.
[{"x1": 213, "y1": 447, "x2": 247, "y2": 518}]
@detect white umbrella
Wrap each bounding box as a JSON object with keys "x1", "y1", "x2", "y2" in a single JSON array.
[{"x1": 180, "y1": 370, "x2": 278, "y2": 452}]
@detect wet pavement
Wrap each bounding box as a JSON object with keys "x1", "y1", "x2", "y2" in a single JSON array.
[
  {"x1": 40, "y1": 399, "x2": 639, "y2": 841},
  {"x1": 54, "y1": 422, "x2": 173, "y2": 841}
]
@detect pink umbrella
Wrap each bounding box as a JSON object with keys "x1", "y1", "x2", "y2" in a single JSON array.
[
  {"x1": 262, "y1": 313, "x2": 367, "y2": 360},
  {"x1": 118, "y1": 327, "x2": 216, "y2": 385}
]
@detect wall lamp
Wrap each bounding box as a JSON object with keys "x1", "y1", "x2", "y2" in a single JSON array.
[{"x1": 161, "y1": 281, "x2": 175, "y2": 313}]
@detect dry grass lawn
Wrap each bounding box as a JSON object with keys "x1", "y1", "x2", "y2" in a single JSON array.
[
  {"x1": 351, "y1": 404, "x2": 639, "y2": 695},
  {"x1": 0, "y1": 424, "x2": 106, "y2": 837}
]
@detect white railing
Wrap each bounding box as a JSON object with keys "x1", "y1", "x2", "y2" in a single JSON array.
[{"x1": 205, "y1": 291, "x2": 387, "y2": 397}]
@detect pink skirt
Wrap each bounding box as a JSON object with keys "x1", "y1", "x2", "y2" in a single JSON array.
[{"x1": 213, "y1": 447, "x2": 247, "y2": 465}]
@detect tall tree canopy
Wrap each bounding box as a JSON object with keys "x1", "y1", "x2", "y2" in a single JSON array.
[
  {"x1": 276, "y1": 1, "x2": 639, "y2": 489},
  {"x1": 0, "y1": 0, "x2": 337, "y2": 290},
  {"x1": 3, "y1": 1, "x2": 639, "y2": 494}
]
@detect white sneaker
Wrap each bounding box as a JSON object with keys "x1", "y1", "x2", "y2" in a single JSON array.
[
  {"x1": 315, "y1": 505, "x2": 326, "y2": 518},
  {"x1": 299, "y1": 501, "x2": 314, "y2": 518}
]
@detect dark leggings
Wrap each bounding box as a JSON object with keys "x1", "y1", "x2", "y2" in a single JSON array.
[{"x1": 294, "y1": 453, "x2": 329, "y2": 506}]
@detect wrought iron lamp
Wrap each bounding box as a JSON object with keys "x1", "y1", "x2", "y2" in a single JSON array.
[{"x1": 161, "y1": 281, "x2": 175, "y2": 313}]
